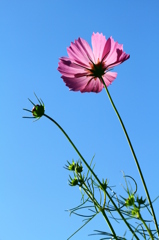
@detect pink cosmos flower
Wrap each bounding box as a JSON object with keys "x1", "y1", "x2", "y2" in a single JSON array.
[{"x1": 58, "y1": 32, "x2": 130, "y2": 93}]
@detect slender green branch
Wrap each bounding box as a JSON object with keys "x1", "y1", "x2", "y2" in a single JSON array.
[
  {"x1": 139, "y1": 213, "x2": 154, "y2": 240},
  {"x1": 101, "y1": 77, "x2": 159, "y2": 237},
  {"x1": 103, "y1": 191, "x2": 106, "y2": 209},
  {"x1": 101, "y1": 209, "x2": 117, "y2": 239},
  {"x1": 43, "y1": 113, "x2": 139, "y2": 240},
  {"x1": 81, "y1": 182, "x2": 117, "y2": 238},
  {"x1": 67, "y1": 212, "x2": 97, "y2": 240},
  {"x1": 81, "y1": 182, "x2": 99, "y2": 209}
]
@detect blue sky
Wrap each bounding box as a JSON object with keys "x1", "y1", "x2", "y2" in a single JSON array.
[{"x1": 1, "y1": 1, "x2": 159, "y2": 239}]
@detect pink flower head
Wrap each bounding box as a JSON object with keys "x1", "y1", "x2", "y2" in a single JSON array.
[{"x1": 58, "y1": 32, "x2": 130, "y2": 93}]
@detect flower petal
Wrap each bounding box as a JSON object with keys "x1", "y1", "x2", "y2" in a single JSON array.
[
  {"x1": 58, "y1": 57, "x2": 87, "y2": 77},
  {"x1": 82, "y1": 77, "x2": 104, "y2": 93},
  {"x1": 105, "y1": 37, "x2": 130, "y2": 68},
  {"x1": 103, "y1": 72, "x2": 117, "y2": 87},
  {"x1": 67, "y1": 37, "x2": 94, "y2": 67},
  {"x1": 62, "y1": 75, "x2": 88, "y2": 92},
  {"x1": 101, "y1": 37, "x2": 111, "y2": 61},
  {"x1": 92, "y1": 32, "x2": 107, "y2": 63}
]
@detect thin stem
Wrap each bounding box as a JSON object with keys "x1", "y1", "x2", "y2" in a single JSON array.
[
  {"x1": 101, "y1": 77, "x2": 159, "y2": 237},
  {"x1": 81, "y1": 182, "x2": 117, "y2": 239},
  {"x1": 101, "y1": 209, "x2": 117, "y2": 239},
  {"x1": 82, "y1": 182, "x2": 99, "y2": 209},
  {"x1": 103, "y1": 191, "x2": 106, "y2": 209},
  {"x1": 139, "y1": 213, "x2": 154, "y2": 240},
  {"x1": 67, "y1": 213, "x2": 97, "y2": 240},
  {"x1": 101, "y1": 192, "x2": 118, "y2": 239},
  {"x1": 43, "y1": 113, "x2": 139, "y2": 240}
]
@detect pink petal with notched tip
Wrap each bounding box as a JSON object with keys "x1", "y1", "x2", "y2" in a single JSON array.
[
  {"x1": 107, "y1": 52, "x2": 130, "y2": 69},
  {"x1": 105, "y1": 38, "x2": 121, "y2": 66},
  {"x1": 75, "y1": 38, "x2": 95, "y2": 63},
  {"x1": 105, "y1": 37, "x2": 130, "y2": 68},
  {"x1": 67, "y1": 38, "x2": 94, "y2": 66},
  {"x1": 116, "y1": 49, "x2": 130, "y2": 63},
  {"x1": 92, "y1": 32, "x2": 107, "y2": 63}
]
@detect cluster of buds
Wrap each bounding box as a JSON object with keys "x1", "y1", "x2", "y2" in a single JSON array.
[
  {"x1": 65, "y1": 160, "x2": 84, "y2": 186},
  {"x1": 122, "y1": 175, "x2": 147, "y2": 219},
  {"x1": 125, "y1": 193, "x2": 146, "y2": 219}
]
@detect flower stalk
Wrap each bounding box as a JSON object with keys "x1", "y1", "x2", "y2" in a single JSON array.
[
  {"x1": 82, "y1": 181, "x2": 117, "y2": 238},
  {"x1": 68, "y1": 164, "x2": 118, "y2": 239},
  {"x1": 43, "y1": 113, "x2": 139, "y2": 240},
  {"x1": 100, "y1": 77, "x2": 159, "y2": 237},
  {"x1": 138, "y1": 213, "x2": 154, "y2": 240}
]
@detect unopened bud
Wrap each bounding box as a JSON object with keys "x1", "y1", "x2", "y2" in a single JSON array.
[
  {"x1": 75, "y1": 164, "x2": 83, "y2": 174},
  {"x1": 125, "y1": 194, "x2": 135, "y2": 207},
  {"x1": 32, "y1": 104, "x2": 45, "y2": 118},
  {"x1": 70, "y1": 177, "x2": 78, "y2": 186}
]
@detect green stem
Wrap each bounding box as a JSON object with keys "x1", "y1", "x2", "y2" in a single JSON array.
[
  {"x1": 43, "y1": 113, "x2": 139, "y2": 240},
  {"x1": 103, "y1": 191, "x2": 106, "y2": 209},
  {"x1": 82, "y1": 182, "x2": 117, "y2": 239},
  {"x1": 101, "y1": 77, "x2": 159, "y2": 237},
  {"x1": 82, "y1": 182, "x2": 99, "y2": 209},
  {"x1": 101, "y1": 209, "x2": 117, "y2": 239},
  {"x1": 139, "y1": 212, "x2": 154, "y2": 240},
  {"x1": 101, "y1": 192, "x2": 118, "y2": 239}
]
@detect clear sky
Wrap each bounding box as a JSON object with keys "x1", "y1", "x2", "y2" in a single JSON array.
[{"x1": 1, "y1": 1, "x2": 159, "y2": 239}]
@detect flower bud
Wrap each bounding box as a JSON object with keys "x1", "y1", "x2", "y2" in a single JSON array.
[
  {"x1": 70, "y1": 177, "x2": 78, "y2": 186},
  {"x1": 75, "y1": 164, "x2": 83, "y2": 174},
  {"x1": 131, "y1": 207, "x2": 140, "y2": 218},
  {"x1": 23, "y1": 93, "x2": 45, "y2": 121},
  {"x1": 137, "y1": 196, "x2": 146, "y2": 206},
  {"x1": 32, "y1": 104, "x2": 45, "y2": 118},
  {"x1": 125, "y1": 194, "x2": 135, "y2": 207},
  {"x1": 66, "y1": 161, "x2": 75, "y2": 171},
  {"x1": 100, "y1": 179, "x2": 108, "y2": 190}
]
